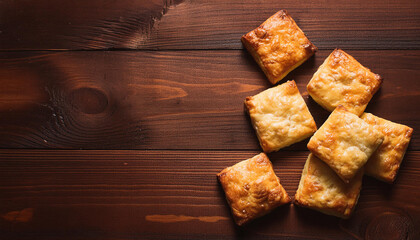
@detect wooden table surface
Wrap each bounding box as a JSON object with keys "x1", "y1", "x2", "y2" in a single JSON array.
[{"x1": 1, "y1": 0, "x2": 419, "y2": 239}]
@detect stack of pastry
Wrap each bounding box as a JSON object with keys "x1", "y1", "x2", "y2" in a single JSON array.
[{"x1": 217, "y1": 10, "x2": 413, "y2": 225}]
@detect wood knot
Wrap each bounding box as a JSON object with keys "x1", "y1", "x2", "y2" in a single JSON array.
[
  {"x1": 365, "y1": 211, "x2": 413, "y2": 240},
  {"x1": 69, "y1": 88, "x2": 108, "y2": 114}
]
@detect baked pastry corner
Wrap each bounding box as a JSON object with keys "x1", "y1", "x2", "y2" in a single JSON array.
[
  {"x1": 245, "y1": 80, "x2": 317, "y2": 153},
  {"x1": 307, "y1": 105, "x2": 384, "y2": 183},
  {"x1": 307, "y1": 49, "x2": 382, "y2": 116},
  {"x1": 361, "y1": 113, "x2": 413, "y2": 183},
  {"x1": 217, "y1": 153, "x2": 290, "y2": 225},
  {"x1": 242, "y1": 10, "x2": 317, "y2": 84},
  {"x1": 295, "y1": 154, "x2": 363, "y2": 219}
]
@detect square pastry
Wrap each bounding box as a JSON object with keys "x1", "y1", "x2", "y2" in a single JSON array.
[
  {"x1": 245, "y1": 80, "x2": 317, "y2": 153},
  {"x1": 307, "y1": 49, "x2": 382, "y2": 116},
  {"x1": 295, "y1": 153, "x2": 363, "y2": 219},
  {"x1": 241, "y1": 10, "x2": 317, "y2": 84},
  {"x1": 361, "y1": 113, "x2": 413, "y2": 183},
  {"x1": 217, "y1": 153, "x2": 290, "y2": 226},
  {"x1": 307, "y1": 105, "x2": 384, "y2": 183}
]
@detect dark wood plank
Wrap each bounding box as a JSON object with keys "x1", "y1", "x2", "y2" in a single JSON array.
[
  {"x1": 0, "y1": 150, "x2": 419, "y2": 239},
  {"x1": 1, "y1": 0, "x2": 419, "y2": 50},
  {"x1": 0, "y1": 50, "x2": 419, "y2": 150}
]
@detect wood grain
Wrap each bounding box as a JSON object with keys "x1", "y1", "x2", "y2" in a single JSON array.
[
  {"x1": 1, "y1": 1, "x2": 420, "y2": 238},
  {"x1": 0, "y1": 0, "x2": 419, "y2": 50},
  {"x1": 0, "y1": 150, "x2": 419, "y2": 239},
  {"x1": 0, "y1": 50, "x2": 418, "y2": 150}
]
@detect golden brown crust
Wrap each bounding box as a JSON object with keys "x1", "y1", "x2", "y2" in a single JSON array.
[
  {"x1": 307, "y1": 49, "x2": 382, "y2": 116},
  {"x1": 217, "y1": 153, "x2": 291, "y2": 225},
  {"x1": 361, "y1": 113, "x2": 413, "y2": 183},
  {"x1": 241, "y1": 10, "x2": 317, "y2": 84},
  {"x1": 295, "y1": 154, "x2": 363, "y2": 219},
  {"x1": 307, "y1": 106, "x2": 384, "y2": 183},
  {"x1": 245, "y1": 80, "x2": 317, "y2": 153}
]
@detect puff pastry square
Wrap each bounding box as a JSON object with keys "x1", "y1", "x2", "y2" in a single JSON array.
[
  {"x1": 245, "y1": 80, "x2": 317, "y2": 153},
  {"x1": 217, "y1": 153, "x2": 290, "y2": 226},
  {"x1": 307, "y1": 49, "x2": 382, "y2": 116},
  {"x1": 361, "y1": 113, "x2": 413, "y2": 183},
  {"x1": 295, "y1": 154, "x2": 363, "y2": 219},
  {"x1": 241, "y1": 10, "x2": 317, "y2": 84},
  {"x1": 307, "y1": 105, "x2": 384, "y2": 183}
]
